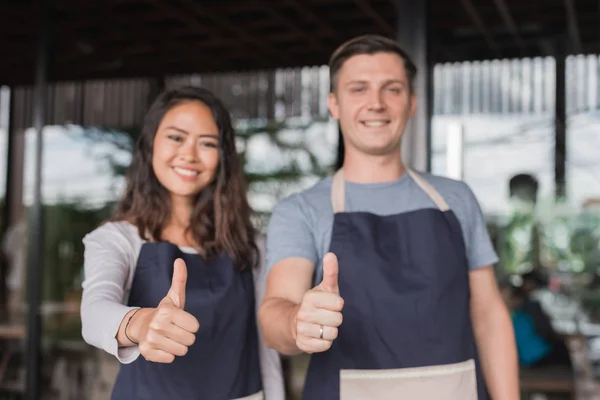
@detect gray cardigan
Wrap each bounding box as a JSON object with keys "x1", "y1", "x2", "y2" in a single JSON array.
[{"x1": 80, "y1": 221, "x2": 285, "y2": 399}]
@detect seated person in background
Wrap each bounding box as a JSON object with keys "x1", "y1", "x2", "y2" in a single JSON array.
[
  {"x1": 520, "y1": 270, "x2": 558, "y2": 343},
  {"x1": 500, "y1": 282, "x2": 572, "y2": 370}
]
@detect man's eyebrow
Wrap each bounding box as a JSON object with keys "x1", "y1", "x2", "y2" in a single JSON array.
[{"x1": 344, "y1": 79, "x2": 406, "y2": 86}]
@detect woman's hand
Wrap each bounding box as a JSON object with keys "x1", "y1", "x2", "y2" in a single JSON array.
[{"x1": 128, "y1": 258, "x2": 200, "y2": 363}]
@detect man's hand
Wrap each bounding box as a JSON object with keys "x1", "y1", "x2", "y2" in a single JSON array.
[
  {"x1": 294, "y1": 252, "x2": 344, "y2": 353},
  {"x1": 131, "y1": 258, "x2": 200, "y2": 363}
]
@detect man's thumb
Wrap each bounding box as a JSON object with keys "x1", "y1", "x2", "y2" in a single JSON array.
[
  {"x1": 320, "y1": 252, "x2": 339, "y2": 294},
  {"x1": 167, "y1": 258, "x2": 187, "y2": 308}
]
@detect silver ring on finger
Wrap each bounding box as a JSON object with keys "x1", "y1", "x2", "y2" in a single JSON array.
[{"x1": 319, "y1": 324, "x2": 324, "y2": 339}]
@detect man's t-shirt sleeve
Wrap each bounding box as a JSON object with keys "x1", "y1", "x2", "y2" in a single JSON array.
[
  {"x1": 266, "y1": 194, "x2": 318, "y2": 272},
  {"x1": 460, "y1": 182, "x2": 499, "y2": 270}
]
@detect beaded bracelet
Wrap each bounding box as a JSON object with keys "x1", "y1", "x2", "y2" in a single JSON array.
[{"x1": 125, "y1": 308, "x2": 143, "y2": 345}]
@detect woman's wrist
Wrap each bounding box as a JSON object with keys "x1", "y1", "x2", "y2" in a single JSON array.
[
  {"x1": 124, "y1": 308, "x2": 143, "y2": 344},
  {"x1": 125, "y1": 308, "x2": 153, "y2": 345}
]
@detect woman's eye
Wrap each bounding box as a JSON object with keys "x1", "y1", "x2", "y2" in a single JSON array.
[{"x1": 168, "y1": 135, "x2": 183, "y2": 142}]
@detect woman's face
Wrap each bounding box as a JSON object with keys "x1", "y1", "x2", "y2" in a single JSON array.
[{"x1": 152, "y1": 101, "x2": 220, "y2": 203}]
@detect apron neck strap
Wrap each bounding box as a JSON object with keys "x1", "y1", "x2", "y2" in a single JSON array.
[
  {"x1": 406, "y1": 170, "x2": 450, "y2": 212},
  {"x1": 330, "y1": 169, "x2": 450, "y2": 213},
  {"x1": 331, "y1": 169, "x2": 346, "y2": 213}
]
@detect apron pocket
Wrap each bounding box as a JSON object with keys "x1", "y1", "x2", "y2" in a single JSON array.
[
  {"x1": 232, "y1": 390, "x2": 264, "y2": 400},
  {"x1": 340, "y1": 359, "x2": 477, "y2": 400}
]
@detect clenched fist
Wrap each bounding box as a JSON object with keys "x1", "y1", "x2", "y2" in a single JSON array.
[
  {"x1": 130, "y1": 258, "x2": 200, "y2": 363},
  {"x1": 294, "y1": 252, "x2": 344, "y2": 353}
]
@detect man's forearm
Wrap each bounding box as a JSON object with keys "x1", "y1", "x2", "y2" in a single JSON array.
[
  {"x1": 472, "y1": 302, "x2": 519, "y2": 399},
  {"x1": 259, "y1": 297, "x2": 302, "y2": 355}
]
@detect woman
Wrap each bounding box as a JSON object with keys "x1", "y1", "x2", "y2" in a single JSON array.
[{"x1": 80, "y1": 86, "x2": 284, "y2": 399}]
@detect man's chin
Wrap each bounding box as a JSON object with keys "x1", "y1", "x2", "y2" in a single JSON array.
[{"x1": 360, "y1": 142, "x2": 402, "y2": 157}]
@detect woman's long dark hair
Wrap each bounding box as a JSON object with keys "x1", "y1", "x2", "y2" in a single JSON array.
[{"x1": 110, "y1": 86, "x2": 258, "y2": 270}]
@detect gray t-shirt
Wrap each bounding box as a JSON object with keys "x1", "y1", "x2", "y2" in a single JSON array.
[
  {"x1": 266, "y1": 171, "x2": 498, "y2": 284},
  {"x1": 80, "y1": 221, "x2": 284, "y2": 399}
]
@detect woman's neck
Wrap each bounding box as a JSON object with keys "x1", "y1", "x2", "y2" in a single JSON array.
[{"x1": 162, "y1": 201, "x2": 196, "y2": 247}]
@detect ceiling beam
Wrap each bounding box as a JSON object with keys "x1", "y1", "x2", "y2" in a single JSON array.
[
  {"x1": 261, "y1": 6, "x2": 327, "y2": 51},
  {"x1": 437, "y1": 31, "x2": 557, "y2": 49},
  {"x1": 147, "y1": 0, "x2": 271, "y2": 67},
  {"x1": 352, "y1": 0, "x2": 394, "y2": 36},
  {"x1": 564, "y1": 0, "x2": 582, "y2": 54},
  {"x1": 458, "y1": 0, "x2": 502, "y2": 59},
  {"x1": 106, "y1": 0, "x2": 223, "y2": 70},
  {"x1": 284, "y1": 0, "x2": 335, "y2": 36},
  {"x1": 173, "y1": 0, "x2": 287, "y2": 63},
  {"x1": 492, "y1": 0, "x2": 526, "y2": 55}
]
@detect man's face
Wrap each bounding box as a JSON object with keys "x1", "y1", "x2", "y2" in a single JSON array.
[{"x1": 328, "y1": 52, "x2": 416, "y2": 157}]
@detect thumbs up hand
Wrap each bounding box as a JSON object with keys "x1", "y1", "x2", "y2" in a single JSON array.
[
  {"x1": 133, "y1": 258, "x2": 200, "y2": 363},
  {"x1": 162, "y1": 258, "x2": 188, "y2": 309},
  {"x1": 294, "y1": 252, "x2": 344, "y2": 354},
  {"x1": 318, "y1": 252, "x2": 340, "y2": 294}
]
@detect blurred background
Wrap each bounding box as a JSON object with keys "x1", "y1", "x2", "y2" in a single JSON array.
[{"x1": 1, "y1": 0, "x2": 600, "y2": 398}]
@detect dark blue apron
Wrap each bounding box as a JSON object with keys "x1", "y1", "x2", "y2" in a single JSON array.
[
  {"x1": 111, "y1": 242, "x2": 263, "y2": 400},
  {"x1": 303, "y1": 170, "x2": 486, "y2": 400}
]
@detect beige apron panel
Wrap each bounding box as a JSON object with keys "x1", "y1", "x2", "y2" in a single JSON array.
[
  {"x1": 232, "y1": 390, "x2": 264, "y2": 400},
  {"x1": 340, "y1": 359, "x2": 477, "y2": 400}
]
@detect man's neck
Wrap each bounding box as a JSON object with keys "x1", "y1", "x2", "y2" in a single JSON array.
[{"x1": 341, "y1": 150, "x2": 407, "y2": 184}]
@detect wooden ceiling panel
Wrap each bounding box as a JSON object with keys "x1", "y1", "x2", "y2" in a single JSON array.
[{"x1": 0, "y1": 0, "x2": 596, "y2": 85}]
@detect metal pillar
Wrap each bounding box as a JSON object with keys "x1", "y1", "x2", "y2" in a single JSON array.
[
  {"x1": 1, "y1": 90, "x2": 13, "y2": 236},
  {"x1": 1, "y1": 89, "x2": 14, "y2": 316},
  {"x1": 554, "y1": 49, "x2": 566, "y2": 200},
  {"x1": 1, "y1": 94, "x2": 26, "y2": 319},
  {"x1": 3, "y1": 103, "x2": 26, "y2": 231},
  {"x1": 395, "y1": 0, "x2": 433, "y2": 172},
  {"x1": 25, "y1": 0, "x2": 52, "y2": 397}
]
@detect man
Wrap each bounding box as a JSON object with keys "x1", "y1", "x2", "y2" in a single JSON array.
[
  {"x1": 509, "y1": 173, "x2": 539, "y2": 206},
  {"x1": 504, "y1": 173, "x2": 542, "y2": 273},
  {"x1": 259, "y1": 34, "x2": 518, "y2": 399}
]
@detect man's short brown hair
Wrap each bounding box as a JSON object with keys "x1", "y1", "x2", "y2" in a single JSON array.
[{"x1": 328, "y1": 34, "x2": 418, "y2": 94}]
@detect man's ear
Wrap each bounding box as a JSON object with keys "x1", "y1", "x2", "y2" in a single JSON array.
[
  {"x1": 408, "y1": 93, "x2": 417, "y2": 118},
  {"x1": 328, "y1": 92, "x2": 340, "y2": 120}
]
